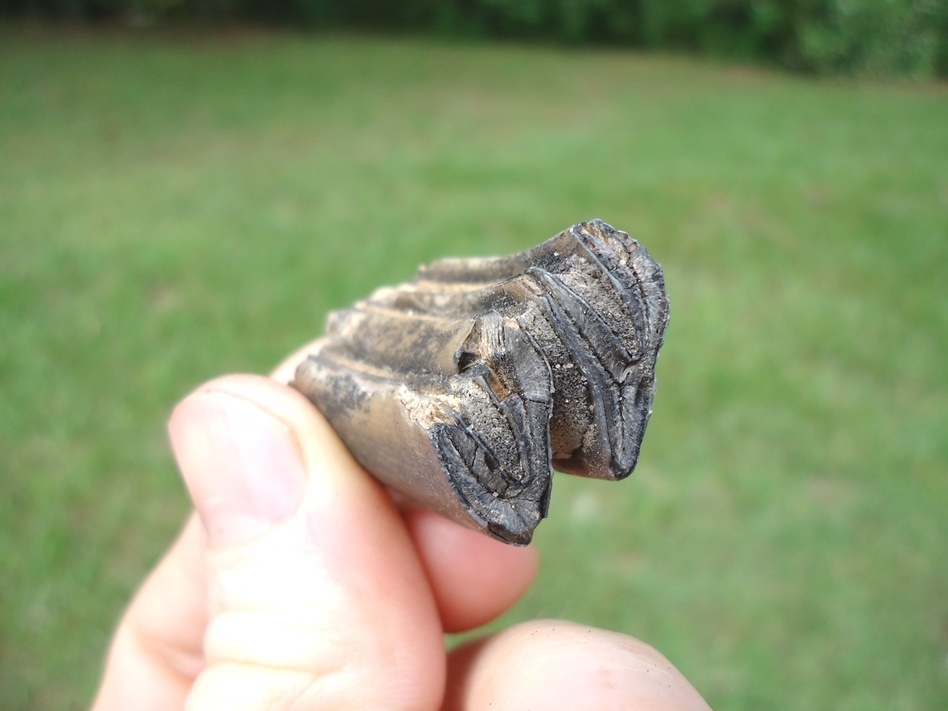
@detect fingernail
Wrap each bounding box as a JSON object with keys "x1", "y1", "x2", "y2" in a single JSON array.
[{"x1": 169, "y1": 389, "x2": 307, "y2": 545}]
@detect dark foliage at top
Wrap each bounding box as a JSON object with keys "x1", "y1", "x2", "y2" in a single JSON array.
[{"x1": 4, "y1": 0, "x2": 947, "y2": 77}]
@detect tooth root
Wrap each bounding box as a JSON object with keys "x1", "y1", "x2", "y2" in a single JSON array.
[{"x1": 292, "y1": 219, "x2": 669, "y2": 544}]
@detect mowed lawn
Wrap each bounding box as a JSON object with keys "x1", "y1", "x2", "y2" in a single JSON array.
[{"x1": 1, "y1": 26, "x2": 946, "y2": 710}]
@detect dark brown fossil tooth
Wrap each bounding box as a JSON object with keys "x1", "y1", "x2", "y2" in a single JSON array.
[{"x1": 292, "y1": 219, "x2": 670, "y2": 545}]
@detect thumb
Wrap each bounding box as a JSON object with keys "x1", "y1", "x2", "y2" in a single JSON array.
[{"x1": 170, "y1": 375, "x2": 444, "y2": 711}]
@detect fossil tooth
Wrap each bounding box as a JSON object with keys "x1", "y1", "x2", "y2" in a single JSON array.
[{"x1": 292, "y1": 219, "x2": 669, "y2": 545}]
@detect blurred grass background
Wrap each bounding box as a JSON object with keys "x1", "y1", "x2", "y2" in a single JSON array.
[{"x1": 1, "y1": 25, "x2": 946, "y2": 710}]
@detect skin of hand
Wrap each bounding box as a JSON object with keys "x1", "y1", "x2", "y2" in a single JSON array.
[{"x1": 91, "y1": 347, "x2": 711, "y2": 711}]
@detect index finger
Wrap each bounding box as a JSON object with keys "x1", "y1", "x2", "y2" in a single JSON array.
[{"x1": 271, "y1": 340, "x2": 540, "y2": 632}]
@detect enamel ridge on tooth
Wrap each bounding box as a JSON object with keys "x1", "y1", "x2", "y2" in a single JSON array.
[{"x1": 292, "y1": 219, "x2": 670, "y2": 545}]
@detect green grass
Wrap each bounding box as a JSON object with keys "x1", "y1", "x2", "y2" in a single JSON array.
[{"x1": 1, "y1": 25, "x2": 946, "y2": 710}]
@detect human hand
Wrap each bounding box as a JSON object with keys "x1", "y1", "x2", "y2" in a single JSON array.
[{"x1": 92, "y1": 368, "x2": 710, "y2": 710}]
